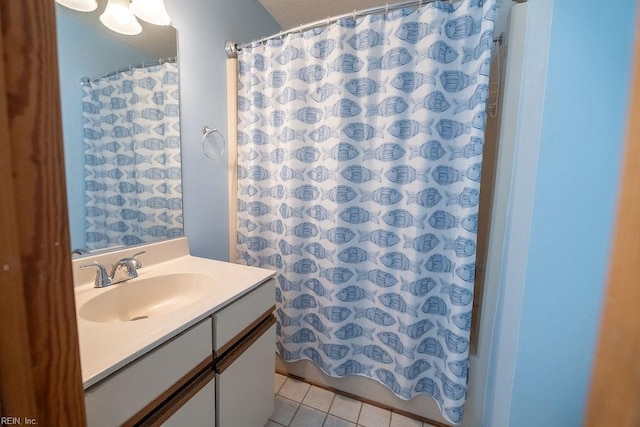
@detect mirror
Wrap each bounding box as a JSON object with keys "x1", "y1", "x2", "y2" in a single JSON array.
[{"x1": 55, "y1": 0, "x2": 182, "y2": 255}]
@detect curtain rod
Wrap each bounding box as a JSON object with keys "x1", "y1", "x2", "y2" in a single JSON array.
[
  {"x1": 226, "y1": 0, "x2": 437, "y2": 58},
  {"x1": 225, "y1": 0, "x2": 519, "y2": 58},
  {"x1": 80, "y1": 56, "x2": 177, "y2": 86}
]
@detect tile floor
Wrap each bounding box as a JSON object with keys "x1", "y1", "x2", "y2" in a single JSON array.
[{"x1": 268, "y1": 373, "x2": 438, "y2": 427}]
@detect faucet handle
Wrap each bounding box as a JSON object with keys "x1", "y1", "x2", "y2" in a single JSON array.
[
  {"x1": 127, "y1": 251, "x2": 146, "y2": 269},
  {"x1": 80, "y1": 262, "x2": 111, "y2": 288}
]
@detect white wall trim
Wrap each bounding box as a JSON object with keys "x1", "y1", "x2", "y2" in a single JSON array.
[
  {"x1": 227, "y1": 57, "x2": 239, "y2": 263},
  {"x1": 482, "y1": 1, "x2": 554, "y2": 426}
]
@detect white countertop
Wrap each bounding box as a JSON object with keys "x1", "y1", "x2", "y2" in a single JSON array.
[{"x1": 73, "y1": 238, "x2": 275, "y2": 389}]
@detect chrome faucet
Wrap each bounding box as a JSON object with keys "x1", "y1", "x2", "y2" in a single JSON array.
[
  {"x1": 71, "y1": 248, "x2": 89, "y2": 256},
  {"x1": 80, "y1": 251, "x2": 146, "y2": 288},
  {"x1": 80, "y1": 263, "x2": 111, "y2": 288}
]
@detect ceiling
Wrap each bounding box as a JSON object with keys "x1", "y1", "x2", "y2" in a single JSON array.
[
  {"x1": 55, "y1": 0, "x2": 177, "y2": 59},
  {"x1": 258, "y1": 0, "x2": 394, "y2": 31}
]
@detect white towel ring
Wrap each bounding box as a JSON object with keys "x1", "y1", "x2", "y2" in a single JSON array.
[{"x1": 202, "y1": 126, "x2": 225, "y2": 160}]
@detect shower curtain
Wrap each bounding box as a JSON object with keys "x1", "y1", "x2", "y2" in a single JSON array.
[
  {"x1": 236, "y1": 1, "x2": 497, "y2": 423},
  {"x1": 82, "y1": 62, "x2": 182, "y2": 250}
]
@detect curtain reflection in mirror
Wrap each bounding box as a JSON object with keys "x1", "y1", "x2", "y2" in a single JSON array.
[{"x1": 82, "y1": 61, "x2": 182, "y2": 250}]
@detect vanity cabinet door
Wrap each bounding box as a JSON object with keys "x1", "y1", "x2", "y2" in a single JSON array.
[
  {"x1": 212, "y1": 278, "x2": 276, "y2": 426},
  {"x1": 216, "y1": 323, "x2": 276, "y2": 427},
  {"x1": 161, "y1": 377, "x2": 215, "y2": 427}
]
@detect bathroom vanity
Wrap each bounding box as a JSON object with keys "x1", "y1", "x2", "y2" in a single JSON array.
[{"x1": 73, "y1": 238, "x2": 275, "y2": 426}]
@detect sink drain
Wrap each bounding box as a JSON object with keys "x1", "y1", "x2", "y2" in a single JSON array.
[{"x1": 130, "y1": 315, "x2": 149, "y2": 321}]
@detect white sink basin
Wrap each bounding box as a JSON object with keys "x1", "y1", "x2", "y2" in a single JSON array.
[{"x1": 79, "y1": 273, "x2": 213, "y2": 323}]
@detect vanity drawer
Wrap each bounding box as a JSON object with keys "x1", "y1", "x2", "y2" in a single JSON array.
[
  {"x1": 213, "y1": 278, "x2": 275, "y2": 353},
  {"x1": 85, "y1": 318, "x2": 213, "y2": 427}
]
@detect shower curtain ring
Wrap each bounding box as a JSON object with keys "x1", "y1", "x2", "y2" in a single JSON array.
[
  {"x1": 385, "y1": 3, "x2": 389, "y2": 16},
  {"x1": 352, "y1": 9, "x2": 356, "y2": 19}
]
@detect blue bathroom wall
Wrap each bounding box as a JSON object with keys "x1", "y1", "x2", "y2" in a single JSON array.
[
  {"x1": 56, "y1": 9, "x2": 157, "y2": 250},
  {"x1": 507, "y1": 1, "x2": 637, "y2": 426},
  {"x1": 165, "y1": 0, "x2": 280, "y2": 260}
]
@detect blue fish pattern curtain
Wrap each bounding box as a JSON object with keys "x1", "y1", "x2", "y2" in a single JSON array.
[
  {"x1": 82, "y1": 62, "x2": 182, "y2": 250},
  {"x1": 236, "y1": 1, "x2": 497, "y2": 423}
]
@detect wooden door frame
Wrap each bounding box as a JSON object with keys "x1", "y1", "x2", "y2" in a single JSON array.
[
  {"x1": 0, "y1": 1, "x2": 86, "y2": 425},
  {"x1": 585, "y1": 7, "x2": 640, "y2": 427}
]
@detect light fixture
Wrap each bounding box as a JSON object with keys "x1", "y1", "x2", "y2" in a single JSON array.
[
  {"x1": 129, "y1": 0, "x2": 171, "y2": 26},
  {"x1": 99, "y1": 0, "x2": 142, "y2": 35},
  {"x1": 55, "y1": 0, "x2": 98, "y2": 12}
]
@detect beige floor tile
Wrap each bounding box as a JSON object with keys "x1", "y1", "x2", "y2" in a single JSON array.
[
  {"x1": 290, "y1": 404, "x2": 327, "y2": 427},
  {"x1": 358, "y1": 403, "x2": 391, "y2": 427},
  {"x1": 279, "y1": 377, "x2": 311, "y2": 403},
  {"x1": 390, "y1": 412, "x2": 422, "y2": 427},
  {"x1": 274, "y1": 373, "x2": 288, "y2": 394},
  {"x1": 270, "y1": 395, "x2": 299, "y2": 426},
  {"x1": 302, "y1": 386, "x2": 336, "y2": 412},
  {"x1": 323, "y1": 414, "x2": 357, "y2": 427},
  {"x1": 328, "y1": 394, "x2": 362, "y2": 423},
  {"x1": 269, "y1": 372, "x2": 431, "y2": 427}
]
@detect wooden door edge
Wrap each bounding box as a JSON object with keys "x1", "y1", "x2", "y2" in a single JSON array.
[
  {"x1": 0, "y1": 1, "x2": 86, "y2": 424},
  {"x1": 0, "y1": 8, "x2": 38, "y2": 419},
  {"x1": 585, "y1": 8, "x2": 640, "y2": 427}
]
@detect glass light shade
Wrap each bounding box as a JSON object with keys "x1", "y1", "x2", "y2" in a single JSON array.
[
  {"x1": 100, "y1": 0, "x2": 142, "y2": 35},
  {"x1": 129, "y1": 0, "x2": 171, "y2": 26},
  {"x1": 55, "y1": 0, "x2": 98, "y2": 12}
]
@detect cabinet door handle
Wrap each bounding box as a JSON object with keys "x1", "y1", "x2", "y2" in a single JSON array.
[
  {"x1": 215, "y1": 312, "x2": 276, "y2": 375},
  {"x1": 123, "y1": 356, "x2": 214, "y2": 427}
]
